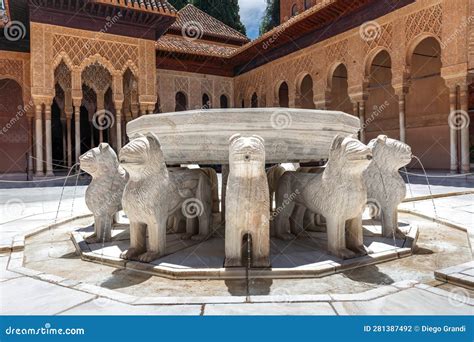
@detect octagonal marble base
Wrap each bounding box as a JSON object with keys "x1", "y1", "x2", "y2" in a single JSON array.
[{"x1": 71, "y1": 215, "x2": 418, "y2": 280}]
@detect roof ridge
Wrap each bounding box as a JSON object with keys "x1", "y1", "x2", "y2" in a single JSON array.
[{"x1": 173, "y1": 3, "x2": 249, "y2": 42}]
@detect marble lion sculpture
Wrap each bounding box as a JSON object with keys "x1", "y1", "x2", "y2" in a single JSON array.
[
  {"x1": 274, "y1": 135, "x2": 373, "y2": 259},
  {"x1": 225, "y1": 134, "x2": 270, "y2": 268},
  {"x1": 166, "y1": 167, "x2": 219, "y2": 234},
  {"x1": 119, "y1": 133, "x2": 212, "y2": 263},
  {"x1": 267, "y1": 163, "x2": 298, "y2": 211},
  {"x1": 79, "y1": 143, "x2": 128, "y2": 243},
  {"x1": 365, "y1": 135, "x2": 412, "y2": 237}
]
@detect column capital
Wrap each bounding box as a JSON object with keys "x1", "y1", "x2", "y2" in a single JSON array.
[
  {"x1": 393, "y1": 83, "x2": 409, "y2": 97},
  {"x1": 32, "y1": 96, "x2": 52, "y2": 107},
  {"x1": 114, "y1": 101, "x2": 124, "y2": 111},
  {"x1": 441, "y1": 65, "x2": 469, "y2": 89},
  {"x1": 72, "y1": 98, "x2": 82, "y2": 108}
]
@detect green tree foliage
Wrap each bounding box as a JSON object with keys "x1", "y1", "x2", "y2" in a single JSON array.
[
  {"x1": 168, "y1": 0, "x2": 190, "y2": 10},
  {"x1": 260, "y1": 0, "x2": 280, "y2": 35}
]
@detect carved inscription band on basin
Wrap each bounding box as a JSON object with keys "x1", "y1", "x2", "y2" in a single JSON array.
[{"x1": 126, "y1": 108, "x2": 361, "y2": 164}]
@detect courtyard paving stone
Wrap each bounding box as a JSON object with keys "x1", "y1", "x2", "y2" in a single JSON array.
[
  {"x1": 331, "y1": 288, "x2": 473, "y2": 315},
  {"x1": 203, "y1": 302, "x2": 336, "y2": 315},
  {"x1": 60, "y1": 299, "x2": 202, "y2": 315},
  {"x1": 0, "y1": 277, "x2": 95, "y2": 315}
]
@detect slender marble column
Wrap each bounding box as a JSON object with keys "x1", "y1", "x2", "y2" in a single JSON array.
[
  {"x1": 115, "y1": 110, "x2": 122, "y2": 150},
  {"x1": 449, "y1": 88, "x2": 458, "y2": 173},
  {"x1": 34, "y1": 104, "x2": 44, "y2": 176},
  {"x1": 398, "y1": 94, "x2": 406, "y2": 143},
  {"x1": 44, "y1": 104, "x2": 54, "y2": 176},
  {"x1": 460, "y1": 86, "x2": 471, "y2": 173},
  {"x1": 74, "y1": 105, "x2": 81, "y2": 163},
  {"x1": 359, "y1": 101, "x2": 366, "y2": 144},
  {"x1": 65, "y1": 111, "x2": 72, "y2": 168}
]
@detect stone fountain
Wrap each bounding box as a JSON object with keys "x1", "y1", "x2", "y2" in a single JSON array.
[{"x1": 73, "y1": 108, "x2": 418, "y2": 280}]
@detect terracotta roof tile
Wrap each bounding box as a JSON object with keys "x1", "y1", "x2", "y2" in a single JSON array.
[
  {"x1": 156, "y1": 34, "x2": 238, "y2": 57},
  {"x1": 93, "y1": 0, "x2": 177, "y2": 15},
  {"x1": 170, "y1": 4, "x2": 249, "y2": 44}
]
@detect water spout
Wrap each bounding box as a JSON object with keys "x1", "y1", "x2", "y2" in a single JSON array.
[{"x1": 412, "y1": 156, "x2": 438, "y2": 220}]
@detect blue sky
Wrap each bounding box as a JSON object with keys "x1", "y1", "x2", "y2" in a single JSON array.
[{"x1": 239, "y1": 0, "x2": 266, "y2": 40}]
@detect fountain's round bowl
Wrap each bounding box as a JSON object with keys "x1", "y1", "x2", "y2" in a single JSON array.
[{"x1": 126, "y1": 108, "x2": 360, "y2": 164}]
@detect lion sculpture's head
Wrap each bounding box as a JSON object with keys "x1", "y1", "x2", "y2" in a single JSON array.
[
  {"x1": 368, "y1": 135, "x2": 412, "y2": 170},
  {"x1": 79, "y1": 143, "x2": 121, "y2": 177},
  {"x1": 119, "y1": 133, "x2": 167, "y2": 180},
  {"x1": 229, "y1": 134, "x2": 265, "y2": 167},
  {"x1": 327, "y1": 135, "x2": 372, "y2": 176}
]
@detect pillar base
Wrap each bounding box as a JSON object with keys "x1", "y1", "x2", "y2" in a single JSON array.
[{"x1": 33, "y1": 173, "x2": 45, "y2": 180}]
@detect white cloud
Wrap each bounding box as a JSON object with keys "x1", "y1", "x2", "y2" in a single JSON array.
[{"x1": 239, "y1": 0, "x2": 266, "y2": 39}]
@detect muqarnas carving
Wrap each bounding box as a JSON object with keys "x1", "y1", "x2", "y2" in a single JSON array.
[
  {"x1": 365, "y1": 135, "x2": 412, "y2": 237},
  {"x1": 225, "y1": 134, "x2": 270, "y2": 268},
  {"x1": 275, "y1": 135, "x2": 373, "y2": 259},
  {"x1": 79, "y1": 143, "x2": 128, "y2": 243},
  {"x1": 119, "y1": 133, "x2": 212, "y2": 263}
]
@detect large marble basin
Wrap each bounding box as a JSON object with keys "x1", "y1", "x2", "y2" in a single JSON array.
[{"x1": 126, "y1": 108, "x2": 360, "y2": 164}]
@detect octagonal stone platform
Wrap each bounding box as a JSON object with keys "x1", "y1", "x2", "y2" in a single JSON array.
[{"x1": 71, "y1": 214, "x2": 418, "y2": 280}]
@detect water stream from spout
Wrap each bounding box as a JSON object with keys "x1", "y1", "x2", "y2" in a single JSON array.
[
  {"x1": 54, "y1": 163, "x2": 80, "y2": 224},
  {"x1": 403, "y1": 166, "x2": 416, "y2": 210},
  {"x1": 412, "y1": 155, "x2": 439, "y2": 220},
  {"x1": 49, "y1": 163, "x2": 80, "y2": 258}
]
